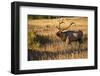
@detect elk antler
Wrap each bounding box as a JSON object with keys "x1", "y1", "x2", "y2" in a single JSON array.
[
  {"x1": 56, "y1": 17, "x2": 64, "y2": 31},
  {"x1": 60, "y1": 22, "x2": 76, "y2": 31},
  {"x1": 56, "y1": 17, "x2": 76, "y2": 31}
]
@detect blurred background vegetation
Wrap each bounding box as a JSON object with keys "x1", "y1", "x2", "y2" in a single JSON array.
[
  {"x1": 28, "y1": 15, "x2": 81, "y2": 20},
  {"x1": 28, "y1": 15, "x2": 57, "y2": 19}
]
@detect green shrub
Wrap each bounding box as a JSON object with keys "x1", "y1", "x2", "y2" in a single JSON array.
[{"x1": 28, "y1": 31, "x2": 40, "y2": 50}]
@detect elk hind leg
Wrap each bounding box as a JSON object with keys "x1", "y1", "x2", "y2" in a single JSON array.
[{"x1": 78, "y1": 41, "x2": 82, "y2": 54}]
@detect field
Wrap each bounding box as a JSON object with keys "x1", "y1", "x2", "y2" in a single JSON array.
[{"x1": 28, "y1": 16, "x2": 88, "y2": 61}]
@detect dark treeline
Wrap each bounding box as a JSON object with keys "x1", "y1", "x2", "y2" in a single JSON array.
[
  {"x1": 28, "y1": 15, "x2": 84, "y2": 20},
  {"x1": 28, "y1": 15, "x2": 60, "y2": 19}
]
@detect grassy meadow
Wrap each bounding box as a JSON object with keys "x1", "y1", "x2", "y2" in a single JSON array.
[{"x1": 28, "y1": 15, "x2": 88, "y2": 61}]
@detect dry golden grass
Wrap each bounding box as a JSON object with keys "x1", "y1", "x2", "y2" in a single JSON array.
[{"x1": 28, "y1": 17, "x2": 88, "y2": 61}]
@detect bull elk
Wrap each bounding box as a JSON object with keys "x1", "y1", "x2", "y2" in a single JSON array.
[{"x1": 56, "y1": 17, "x2": 83, "y2": 52}]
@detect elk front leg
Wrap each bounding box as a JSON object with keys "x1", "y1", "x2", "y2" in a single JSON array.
[
  {"x1": 78, "y1": 42, "x2": 81, "y2": 54},
  {"x1": 64, "y1": 37, "x2": 69, "y2": 51}
]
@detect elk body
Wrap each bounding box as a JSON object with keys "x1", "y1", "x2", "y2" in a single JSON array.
[
  {"x1": 56, "y1": 30, "x2": 83, "y2": 45},
  {"x1": 56, "y1": 18, "x2": 83, "y2": 52}
]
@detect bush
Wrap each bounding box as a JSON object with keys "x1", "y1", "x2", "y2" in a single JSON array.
[
  {"x1": 28, "y1": 30, "x2": 53, "y2": 50},
  {"x1": 28, "y1": 31, "x2": 40, "y2": 50}
]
